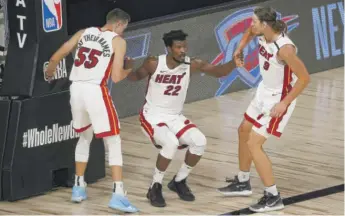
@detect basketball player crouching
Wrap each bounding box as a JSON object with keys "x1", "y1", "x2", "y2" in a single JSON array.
[{"x1": 127, "y1": 30, "x2": 243, "y2": 207}]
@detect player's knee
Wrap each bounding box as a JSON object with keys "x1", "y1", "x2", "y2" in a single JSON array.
[
  {"x1": 188, "y1": 130, "x2": 207, "y2": 156},
  {"x1": 246, "y1": 135, "x2": 263, "y2": 154},
  {"x1": 75, "y1": 127, "x2": 93, "y2": 162},
  {"x1": 238, "y1": 119, "x2": 252, "y2": 134},
  {"x1": 159, "y1": 137, "x2": 179, "y2": 159},
  {"x1": 103, "y1": 135, "x2": 123, "y2": 166}
]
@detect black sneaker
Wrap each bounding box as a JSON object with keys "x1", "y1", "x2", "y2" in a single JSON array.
[
  {"x1": 216, "y1": 176, "x2": 252, "y2": 196},
  {"x1": 146, "y1": 182, "x2": 166, "y2": 207},
  {"x1": 168, "y1": 175, "x2": 195, "y2": 201},
  {"x1": 249, "y1": 191, "x2": 284, "y2": 213}
]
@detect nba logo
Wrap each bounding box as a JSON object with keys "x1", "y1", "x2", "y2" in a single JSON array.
[{"x1": 42, "y1": 0, "x2": 63, "y2": 32}]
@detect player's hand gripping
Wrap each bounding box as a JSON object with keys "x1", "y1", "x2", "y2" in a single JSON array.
[
  {"x1": 233, "y1": 50, "x2": 244, "y2": 67},
  {"x1": 124, "y1": 57, "x2": 134, "y2": 69},
  {"x1": 270, "y1": 101, "x2": 288, "y2": 118},
  {"x1": 45, "y1": 62, "x2": 57, "y2": 83}
]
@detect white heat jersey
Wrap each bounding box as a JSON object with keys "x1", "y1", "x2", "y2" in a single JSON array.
[
  {"x1": 69, "y1": 27, "x2": 117, "y2": 85},
  {"x1": 258, "y1": 33, "x2": 298, "y2": 91},
  {"x1": 143, "y1": 55, "x2": 191, "y2": 116}
]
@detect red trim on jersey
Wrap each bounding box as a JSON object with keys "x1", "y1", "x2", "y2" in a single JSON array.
[
  {"x1": 157, "y1": 123, "x2": 167, "y2": 127},
  {"x1": 244, "y1": 113, "x2": 262, "y2": 128},
  {"x1": 175, "y1": 124, "x2": 196, "y2": 150},
  {"x1": 101, "y1": 54, "x2": 114, "y2": 86},
  {"x1": 95, "y1": 86, "x2": 120, "y2": 138},
  {"x1": 266, "y1": 65, "x2": 292, "y2": 137},
  {"x1": 74, "y1": 124, "x2": 92, "y2": 133},
  {"x1": 139, "y1": 110, "x2": 164, "y2": 149},
  {"x1": 176, "y1": 124, "x2": 196, "y2": 138}
]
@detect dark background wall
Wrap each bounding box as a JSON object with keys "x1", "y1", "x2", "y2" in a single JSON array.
[{"x1": 66, "y1": 0, "x2": 246, "y2": 34}]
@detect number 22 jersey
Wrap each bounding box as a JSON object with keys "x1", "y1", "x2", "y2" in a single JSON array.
[
  {"x1": 69, "y1": 27, "x2": 116, "y2": 85},
  {"x1": 143, "y1": 54, "x2": 191, "y2": 116}
]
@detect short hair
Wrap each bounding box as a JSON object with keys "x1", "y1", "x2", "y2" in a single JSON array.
[
  {"x1": 162, "y1": 30, "x2": 188, "y2": 47},
  {"x1": 106, "y1": 8, "x2": 131, "y2": 24}
]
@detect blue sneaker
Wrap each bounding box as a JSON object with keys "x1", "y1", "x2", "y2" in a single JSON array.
[
  {"x1": 71, "y1": 186, "x2": 87, "y2": 203},
  {"x1": 108, "y1": 193, "x2": 139, "y2": 213}
]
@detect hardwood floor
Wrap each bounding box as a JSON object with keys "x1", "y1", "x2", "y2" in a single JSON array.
[{"x1": 0, "y1": 67, "x2": 343, "y2": 215}]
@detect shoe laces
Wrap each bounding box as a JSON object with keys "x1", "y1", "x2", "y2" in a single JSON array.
[
  {"x1": 177, "y1": 180, "x2": 192, "y2": 194},
  {"x1": 225, "y1": 176, "x2": 239, "y2": 184},
  {"x1": 257, "y1": 193, "x2": 270, "y2": 205}
]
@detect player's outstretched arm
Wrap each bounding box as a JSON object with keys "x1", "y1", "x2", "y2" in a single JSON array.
[
  {"x1": 280, "y1": 45, "x2": 310, "y2": 105},
  {"x1": 111, "y1": 36, "x2": 132, "y2": 83},
  {"x1": 46, "y1": 29, "x2": 85, "y2": 79},
  {"x1": 234, "y1": 26, "x2": 257, "y2": 57},
  {"x1": 190, "y1": 53, "x2": 243, "y2": 78},
  {"x1": 127, "y1": 56, "x2": 157, "y2": 81}
]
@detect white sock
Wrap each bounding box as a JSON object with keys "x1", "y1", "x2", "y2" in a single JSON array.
[
  {"x1": 238, "y1": 171, "x2": 250, "y2": 182},
  {"x1": 175, "y1": 163, "x2": 193, "y2": 182},
  {"x1": 265, "y1": 184, "x2": 278, "y2": 196},
  {"x1": 113, "y1": 181, "x2": 125, "y2": 196},
  {"x1": 151, "y1": 167, "x2": 165, "y2": 187},
  {"x1": 75, "y1": 175, "x2": 86, "y2": 187}
]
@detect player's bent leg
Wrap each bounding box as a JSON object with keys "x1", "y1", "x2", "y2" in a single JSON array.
[
  {"x1": 247, "y1": 129, "x2": 284, "y2": 213},
  {"x1": 147, "y1": 126, "x2": 180, "y2": 208},
  {"x1": 102, "y1": 135, "x2": 138, "y2": 213},
  {"x1": 238, "y1": 117, "x2": 254, "y2": 172},
  {"x1": 168, "y1": 128, "x2": 207, "y2": 202},
  {"x1": 71, "y1": 126, "x2": 93, "y2": 203},
  {"x1": 217, "y1": 115, "x2": 256, "y2": 196}
]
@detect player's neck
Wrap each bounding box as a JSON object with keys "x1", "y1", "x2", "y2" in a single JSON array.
[
  {"x1": 264, "y1": 32, "x2": 281, "y2": 43},
  {"x1": 166, "y1": 54, "x2": 181, "y2": 69},
  {"x1": 100, "y1": 25, "x2": 113, "y2": 33}
]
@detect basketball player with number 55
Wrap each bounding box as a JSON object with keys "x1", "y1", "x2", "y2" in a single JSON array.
[
  {"x1": 45, "y1": 8, "x2": 138, "y2": 213},
  {"x1": 217, "y1": 6, "x2": 310, "y2": 213},
  {"x1": 127, "y1": 30, "x2": 243, "y2": 208}
]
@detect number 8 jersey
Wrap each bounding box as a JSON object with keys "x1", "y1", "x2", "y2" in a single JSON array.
[
  {"x1": 143, "y1": 54, "x2": 191, "y2": 116},
  {"x1": 258, "y1": 33, "x2": 298, "y2": 90},
  {"x1": 69, "y1": 27, "x2": 117, "y2": 85}
]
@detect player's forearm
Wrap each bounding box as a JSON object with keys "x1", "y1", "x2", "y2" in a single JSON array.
[
  {"x1": 112, "y1": 69, "x2": 132, "y2": 83},
  {"x1": 208, "y1": 60, "x2": 236, "y2": 78},
  {"x1": 127, "y1": 71, "x2": 139, "y2": 81},
  {"x1": 236, "y1": 28, "x2": 255, "y2": 52},
  {"x1": 282, "y1": 76, "x2": 310, "y2": 105}
]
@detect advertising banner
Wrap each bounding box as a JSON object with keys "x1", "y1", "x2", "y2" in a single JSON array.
[
  {"x1": 1, "y1": 0, "x2": 73, "y2": 97},
  {"x1": 1, "y1": 91, "x2": 105, "y2": 201},
  {"x1": 110, "y1": 0, "x2": 344, "y2": 118}
]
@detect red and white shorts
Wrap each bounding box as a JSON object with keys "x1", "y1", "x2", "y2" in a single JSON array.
[
  {"x1": 139, "y1": 110, "x2": 201, "y2": 150},
  {"x1": 244, "y1": 83, "x2": 296, "y2": 138},
  {"x1": 69, "y1": 82, "x2": 120, "y2": 138}
]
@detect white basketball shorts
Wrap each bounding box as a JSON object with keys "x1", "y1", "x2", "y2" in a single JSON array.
[
  {"x1": 244, "y1": 83, "x2": 296, "y2": 138},
  {"x1": 69, "y1": 82, "x2": 120, "y2": 138},
  {"x1": 139, "y1": 109, "x2": 199, "y2": 150}
]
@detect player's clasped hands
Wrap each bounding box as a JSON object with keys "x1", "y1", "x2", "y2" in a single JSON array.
[
  {"x1": 124, "y1": 56, "x2": 134, "y2": 69},
  {"x1": 233, "y1": 50, "x2": 245, "y2": 67}
]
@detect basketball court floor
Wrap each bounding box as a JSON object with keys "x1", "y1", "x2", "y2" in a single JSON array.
[{"x1": 0, "y1": 67, "x2": 343, "y2": 215}]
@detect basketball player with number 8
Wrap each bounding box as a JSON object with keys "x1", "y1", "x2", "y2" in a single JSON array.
[{"x1": 217, "y1": 6, "x2": 310, "y2": 213}]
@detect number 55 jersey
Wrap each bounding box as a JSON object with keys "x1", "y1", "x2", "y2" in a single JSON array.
[{"x1": 70, "y1": 27, "x2": 115, "y2": 86}]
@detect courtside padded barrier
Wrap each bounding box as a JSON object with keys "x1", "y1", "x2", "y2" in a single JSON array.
[
  {"x1": 1, "y1": 0, "x2": 73, "y2": 97},
  {"x1": 0, "y1": 100, "x2": 11, "y2": 200},
  {"x1": 1, "y1": 91, "x2": 105, "y2": 201}
]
